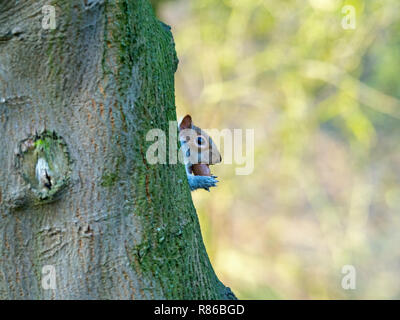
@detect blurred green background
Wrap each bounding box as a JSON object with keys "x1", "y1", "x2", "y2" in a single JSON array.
[{"x1": 152, "y1": 0, "x2": 400, "y2": 299}]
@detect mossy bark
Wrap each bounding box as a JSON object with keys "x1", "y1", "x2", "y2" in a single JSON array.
[{"x1": 0, "y1": 0, "x2": 235, "y2": 299}]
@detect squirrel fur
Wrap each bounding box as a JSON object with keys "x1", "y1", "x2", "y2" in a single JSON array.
[{"x1": 178, "y1": 114, "x2": 222, "y2": 192}]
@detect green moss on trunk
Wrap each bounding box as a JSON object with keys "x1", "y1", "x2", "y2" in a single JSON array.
[{"x1": 103, "y1": 0, "x2": 235, "y2": 299}]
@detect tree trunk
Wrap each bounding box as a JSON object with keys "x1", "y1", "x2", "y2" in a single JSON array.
[{"x1": 0, "y1": 0, "x2": 235, "y2": 300}]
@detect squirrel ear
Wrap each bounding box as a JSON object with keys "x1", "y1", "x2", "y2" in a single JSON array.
[{"x1": 179, "y1": 114, "x2": 192, "y2": 130}]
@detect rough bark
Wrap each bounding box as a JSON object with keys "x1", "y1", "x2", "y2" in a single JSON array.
[{"x1": 0, "y1": 0, "x2": 235, "y2": 299}]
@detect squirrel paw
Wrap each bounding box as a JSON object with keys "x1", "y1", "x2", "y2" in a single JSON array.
[{"x1": 188, "y1": 174, "x2": 219, "y2": 192}]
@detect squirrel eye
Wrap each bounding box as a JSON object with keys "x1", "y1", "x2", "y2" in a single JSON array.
[{"x1": 197, "y1": 136, "x2": 206, "y2": 145}]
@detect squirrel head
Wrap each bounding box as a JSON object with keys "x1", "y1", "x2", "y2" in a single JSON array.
[{"x1": 178, "y1": 114, "x2": 222, "y2": 165}]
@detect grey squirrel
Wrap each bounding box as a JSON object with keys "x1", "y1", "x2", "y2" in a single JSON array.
[{"x1": 179, "y1": 115, "x2": 222, "y2": 191}]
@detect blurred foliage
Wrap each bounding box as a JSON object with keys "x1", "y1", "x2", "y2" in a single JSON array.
[{"x1": 156, "y1": 0, "x2": 400, "y2": 299}]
